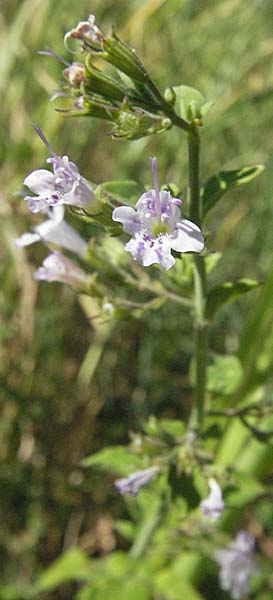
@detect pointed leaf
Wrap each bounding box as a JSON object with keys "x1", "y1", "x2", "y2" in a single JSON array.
[
  {"x1": 202, "y1": 165, "x2": 265, "y2": 216},
  {"x1": 206, "y1": 278, "x2": 262, "y2": 318},
  {"x1": 82, "y1": 446, "x2": 144, "y2": 475},
  {"x1": 206, "y1": 354, "x2": 243, "y2": 396},
  {"x1": 173, "y1": 85, "x2": 206, "y2": 122},
  {"x1": 155, "y1": 562, "x2": 203, "y2": 600},
  {"x1": 36, "y1": 548, "x2": 92, "y2": 592}
]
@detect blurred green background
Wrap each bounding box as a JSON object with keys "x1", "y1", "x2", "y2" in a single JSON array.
[{"x1": 0, "y1": 0, "x2": 272, "y2": 598}]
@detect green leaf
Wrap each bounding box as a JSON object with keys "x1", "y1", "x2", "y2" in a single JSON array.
[
  {"x1": 82, "y1": 446, "x2": 144, "y2": 475},
  {"x1": 142, "y1": 416, "x2": 185, "y2": 442},
  {"x1": 206, "y1": 278, "x2": 261, "y2": 318},
  {"x1": 113, "y1": 519, "x2": 135, "y2": 541},
  {"x1": 101, "y1": 180, "x2": 142, "y2": 205},
  {"x1": 202, "y1": 165, "x2": 265, "y2": 216},
  {"x1": 204, "y1": 252, "x2": 222, "y2": 274},
  {"x1": 173, "y1": 85, "x2": 208, "y2": 122},
  {"x1": 226, "y1": 473, "x2": 263, "y2": 507},
  {"x1": 206, "y1": 354, "x2": 243, "y2": 396},
  {"x1": 78, "y1": 579, "x2": 152, "y2": 600},
  {"x1": 155, "y1": 562, "x2": 203, "y2": 600},
  {"x1": 36, "y1": 548, "x2": 91, "y2": 592},
  {"x1": 159, "y1": 419, "x2": 186, "y2": 439}
]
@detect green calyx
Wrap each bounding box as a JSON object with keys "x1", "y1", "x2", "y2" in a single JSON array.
[{"x1": 152, "y1": 222, "x2": 170, "y2": 236}]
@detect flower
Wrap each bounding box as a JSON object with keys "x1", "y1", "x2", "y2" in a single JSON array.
[
  {"x1": 24, "y1": 125, "x2": 99, "y2": 214},
  {"x1": 112, "y1": 157, "x2": 204, "y2": 270},
  {"x1": 15, "y1": 205, "x2": 88, "y2": 258},
  {"x1": 214, "y1": 531, "x2": 257, "y2": 599},
  {"x1": 64, "y1": 14, "x2": 103, "y2": 49},
  {"x1": 200, "y1": 478, "x2": 224, "y2": 521},
  {"x1": 34, "y1": 251, "x2": 87, "y2": 288},
  {"x1": 114, "y1": 467, "x2": 159, "y2": 496}
]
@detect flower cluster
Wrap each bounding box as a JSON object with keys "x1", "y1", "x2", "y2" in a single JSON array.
[
  {"x1": 113, "y1": 158, "x2": 204, "y2": 270},
  {"x1": 18, "y1": 127, "x2": 204, "y2": 287},
  {"x1": 15, "y1": 126, "x2": 98, "y2": 288}
]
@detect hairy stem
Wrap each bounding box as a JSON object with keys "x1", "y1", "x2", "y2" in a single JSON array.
[{"x1": 187, "y1": 126, "x2": 207, "y2": 431}]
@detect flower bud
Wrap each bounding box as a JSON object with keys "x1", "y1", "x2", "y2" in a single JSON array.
[
  {"x1": 164, "y1": 86, "x2": 176, "y2": 106},
  {"x1": 63, "y1": 62, "x2": 86, "y2": 86}
]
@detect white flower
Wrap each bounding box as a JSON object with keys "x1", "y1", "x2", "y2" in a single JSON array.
[
  {"x1": 112, "y1": 157, "x2": 204, "y2": 270},
  {"x1": 214, "y1": 531, "x2": 257, "y2": 599},
  {"x1": 114, "y1": 467, "x2": 159, "y2": 496},
  {"x1": 34, "y1": 251, "x2": 88, "y2": 288},
  {"x1": 200, "y1": 478, "x2": 224, "y2": 521},
  {"x1": 23, "y1": 125, "x2": 98, "y2": 214},
  {"x1": 15, "y1": 205, "x2": 88, "y2": 258}
]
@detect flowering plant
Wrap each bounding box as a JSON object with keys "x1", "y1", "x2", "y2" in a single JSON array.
[{"x1": 12, "y1": 10, "x2": 272, "y2": 600}]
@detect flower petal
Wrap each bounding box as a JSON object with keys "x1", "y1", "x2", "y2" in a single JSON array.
[
  {"x1": 112, "y1": 206, "x2": 140, "y2": 235},
  {"x1": 114, "y1": 467, "x2": 158, "y2": 496},
  {"x1": 34, "y1": 252, "x2": 86, "y2": 287},
  {"x1": 14, "y1": 232, "x2": 40, "y2": 247},
  {"x1": 200, "y1": 478, "x2": 224, "y2": 520},
  {"x1": 24, "y1": 169, "x2": 56, "y2": 194},
  {"x1": 36, "y1": 219, "x2": 88, "y2": 258},
  {"x1": 125, "y1": 233, "x2": 175, "y2": 271},
  {"x1": 142, "y1": 236, "x2": 175, "y2": 271},
  {"x1": 49, "y1": 205, "x2": 65, "y2": 223},
  {"x1": 171, "y1": 218, "x2": 204, "y2": 253}
]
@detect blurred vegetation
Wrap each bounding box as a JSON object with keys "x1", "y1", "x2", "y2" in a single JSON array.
[{"x1": 0, "y1": 0, "x2": 272, "y2": 598}]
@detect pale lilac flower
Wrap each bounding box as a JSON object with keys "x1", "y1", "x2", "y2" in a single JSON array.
[
  {"x1": 34, "y1": 251, "x2": 87, "y2": 288},
  {"x1": 24, "y1": 125, "x2": 97, "y2": 213},
  {"x1": 64, "y1": 14, "x2": 103, "y2": 50},
  {"x1": 112, "y1": 158, "x2": 204, "y2": 270},
  {"x1": 214, "y1": 531, "x2": 257, "y2": 599},
  {"x1": 114, "y1": 467, "x2": 159, "y2": 496},
  {"x1": 15, "y1": 205, "x2": 88, "y2": 258},
  {"x1": 200, "y1": 478, "x2": 224, "y2": 521}
]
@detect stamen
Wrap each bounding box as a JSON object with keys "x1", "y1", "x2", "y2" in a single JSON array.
[
  {"x1": 32, "y1": 123, "x2": 57, "y2": 157},
  {"x1": 150, "y1": 157, "x2": 161, "y2": 221}
]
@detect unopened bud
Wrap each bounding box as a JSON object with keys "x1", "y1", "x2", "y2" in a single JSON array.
[
  {"x1": 162, "y1": 118, "x2": 172, "y2": 130},
  {"x1": 164, "y1": 86, "x2": 176, "y2": 106},
  {"x1": 63, "y1": 62, "x2": 86, "y2": 86},
  {"x1": 192, "y1": 117, "x2": 202, "y2": 127}
]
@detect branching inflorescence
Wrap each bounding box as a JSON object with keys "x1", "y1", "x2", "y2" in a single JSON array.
[{"x1": 15, "y1": 12, "x2": 269, "y2": 600}]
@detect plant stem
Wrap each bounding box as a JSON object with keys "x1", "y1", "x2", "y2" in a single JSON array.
[
  {"x1": 129, "y1": 500, "x2": 165, "y2": 559},
  {"x1": 187, "y1": 126, "x2": 208, "y2": 431}
]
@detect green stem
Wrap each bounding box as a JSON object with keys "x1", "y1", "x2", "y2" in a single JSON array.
[
  {"x1": 187, "y1": 126, "x2": 208, "y2": 431},
  {"x1": 129, "y1": 501, "x2": 165, "y2": 559}
]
